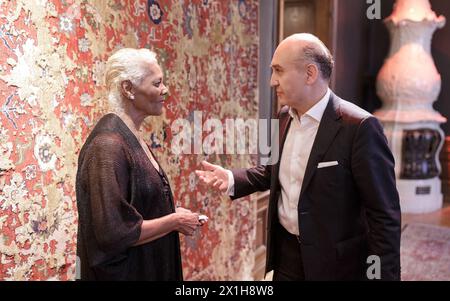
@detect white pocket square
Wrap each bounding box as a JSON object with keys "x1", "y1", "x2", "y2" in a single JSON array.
[{"x1": 317, "y1": 161, "x2": 339, "y2": 169}]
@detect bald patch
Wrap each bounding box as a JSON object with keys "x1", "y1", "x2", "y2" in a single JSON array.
[
  {"x1": 283, "y1": 34, "x2": 329, "y2": 59},
  {"x1": 280, "y1": 33, "x2": 334, "y2": 80}
]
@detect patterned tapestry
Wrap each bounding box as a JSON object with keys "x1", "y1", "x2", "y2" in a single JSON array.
[{"x1": 0, "y1": 0, "x2": 259, "y2": 280}]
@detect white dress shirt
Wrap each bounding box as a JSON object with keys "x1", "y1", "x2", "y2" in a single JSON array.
[
  {"x1": 277, "y1": 89, "x2": 330, "y2": 235},
  {"x1": 227, "y1": 89, "x2": 331, "y2": 236}
]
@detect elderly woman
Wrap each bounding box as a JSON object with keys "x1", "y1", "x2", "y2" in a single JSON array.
[{"x1": 76, "y1": 48, "x2": 202, "y2": 280}]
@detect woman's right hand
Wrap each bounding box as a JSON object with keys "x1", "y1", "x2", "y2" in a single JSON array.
[{"x1": 174, "y1": 207, "x2": 200, "y2": 236}]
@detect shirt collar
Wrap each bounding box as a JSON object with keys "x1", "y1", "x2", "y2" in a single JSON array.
[{"x1": 289, "y1": 88, "x2": 331, "y2": 122}]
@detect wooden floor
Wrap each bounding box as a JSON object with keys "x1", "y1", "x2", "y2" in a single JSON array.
[{"x1": 402, "y1": 201, "x2": 450, "y2": 228}]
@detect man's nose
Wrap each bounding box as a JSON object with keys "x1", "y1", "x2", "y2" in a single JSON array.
[{"x1": 270, "y1": 75, "x2": 278, "y2": 87}]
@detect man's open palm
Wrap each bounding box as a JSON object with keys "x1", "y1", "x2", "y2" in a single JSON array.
[{"x1": 195, "y1": 161, "x2": 229, "y2": 193}]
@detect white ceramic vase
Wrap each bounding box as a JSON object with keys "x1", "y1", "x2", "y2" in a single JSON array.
[{"x1": 375, "y1": 0, "x2": 447, "y2": 213}]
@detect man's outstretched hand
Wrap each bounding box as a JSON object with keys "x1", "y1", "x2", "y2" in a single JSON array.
[{"x1": 195, "y1": 161, "x2": 229, "y2": 193}]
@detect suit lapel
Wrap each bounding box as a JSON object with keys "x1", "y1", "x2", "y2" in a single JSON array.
[
  {"x1": 273, "y1": 110, "x2": 292, "y2": 186},
  {"x1": 298, "y1": 93, "x2": 342, "y2": 206}
]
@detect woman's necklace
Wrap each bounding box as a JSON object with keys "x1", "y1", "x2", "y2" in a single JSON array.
[{"x1": 116, "y1": 112, "x2": 160, "y2": 172}]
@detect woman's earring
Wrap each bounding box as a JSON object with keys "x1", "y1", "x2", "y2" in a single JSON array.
[{"x1": 130, "y1": 95, "x2": 135, "y2": 100}]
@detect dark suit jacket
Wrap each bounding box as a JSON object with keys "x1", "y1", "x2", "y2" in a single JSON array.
[{"x1": 231, "y1": 92, "x2": 401, "y2": 280}]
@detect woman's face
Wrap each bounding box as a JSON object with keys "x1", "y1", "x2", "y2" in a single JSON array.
[{"x1": 132, "y1": 62, "x2": 168, "y2": 116}]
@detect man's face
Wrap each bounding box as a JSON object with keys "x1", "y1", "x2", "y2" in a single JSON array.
[{"x1": 270, "y1": 42, "x2": 307, "y2": 109}]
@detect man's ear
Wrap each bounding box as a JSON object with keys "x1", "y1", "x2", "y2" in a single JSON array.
[
  {"x1": 306, "y1": 64, "x2": 319, "y2": 84},
  {"x1": 120, "y1": 80, "x2": 134, "y2": 100}
]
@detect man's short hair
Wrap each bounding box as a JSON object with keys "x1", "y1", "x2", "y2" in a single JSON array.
[{"x1": 302, "y1": 43, "x2": 334, "y2": 80}]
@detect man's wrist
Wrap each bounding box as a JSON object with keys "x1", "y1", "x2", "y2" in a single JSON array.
[{"x1": 225, "y1": 169, "x2": 235, "y2": 196}]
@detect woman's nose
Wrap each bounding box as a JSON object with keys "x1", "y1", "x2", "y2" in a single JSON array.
[{"x1": 161, "y1": 84, "x2": 169, "y2": 96}]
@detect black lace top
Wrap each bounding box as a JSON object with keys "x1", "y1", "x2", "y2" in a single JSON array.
[{"x1": 76, "y1": 113, "x2": 182, "y2": 280}]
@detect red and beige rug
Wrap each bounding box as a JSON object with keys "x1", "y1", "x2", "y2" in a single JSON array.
[{"x1": 401, "y1": 223, "x2": 450, "y2": 281}]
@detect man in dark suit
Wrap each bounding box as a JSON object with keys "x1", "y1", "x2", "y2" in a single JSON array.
[{"x1": 196, "y1": 33, "x2": 401, "y2": 281}]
